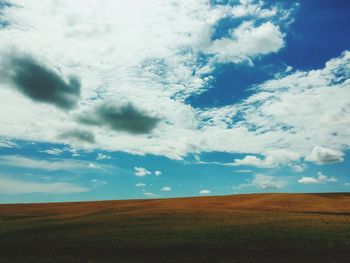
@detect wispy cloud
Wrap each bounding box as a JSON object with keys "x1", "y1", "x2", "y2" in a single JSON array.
[
  {"x1": 96, "y1": 153, "x2": 111, "y2": 160},
  {"x1": 0, "y1": 176, "x2": 88, "y2": 194},
  {"x1": 143, "y1": 192, "x2": 159, "y2": 198},
  {"x1": 0, "y1": 155, "x2": 101, "y2": 171}
]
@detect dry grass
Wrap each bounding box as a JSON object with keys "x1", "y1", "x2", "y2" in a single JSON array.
[{"x1": 1, "y1": 193, "x2": 350, "y2": 262}]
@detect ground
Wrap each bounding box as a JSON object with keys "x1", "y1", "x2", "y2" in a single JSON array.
[{"x1": 1, "y1": 193, "x2": 350, "y2": 262}]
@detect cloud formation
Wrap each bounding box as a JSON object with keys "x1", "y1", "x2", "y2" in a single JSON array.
[
  {"x1": 59, "y1": 129, "x2": 95, "y2": 144},
  {"x1": 205, "y1": 21, "x2": 284, "y2": 63},
  {"x1": 96, "y1": 153, "x2": 111, "y2": 160},
  {"x1": 199, "y1": 189, "x2": 211, "y2": 195},
  {"x1": 0, "y1": 176, "x2": 88, "y2": 194},
  {"x1": 143, "y1": 192, "x2": 159, "y2": 198},
  {"x1": 306, "y1": 146, "x2": 344, "y2": 164},
  {"x1": 1, "y1": 53, "x2": 80, "y2": 110},
  {"x1": 298, "y1": 172, "x2": 338, "y2": 185},
  {"x1": 0, "y1": 155, "x2": 100, "y2": 171},
  {"x1": 161, "y1": 186, "x2": 171, "y2": 192},
  {"x1": 232, "y1": 155, "x2": 276, "y2": 168},
  {"x1": 0, "y1": 0, "x2": 347, "y2": 169},
  {"x1": 134, "y1": 167, "x2": 151, "y2": 177},
  {"x1": 236, "y1": 174, "x2": 287, "y2": 190},
  {"x1": 78, "y1": 103, "x2": 160, "y2": 134}
]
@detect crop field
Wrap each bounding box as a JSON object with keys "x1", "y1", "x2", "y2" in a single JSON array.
[{"x1": 1, "y1": 193, "x2": 350, "y2": 262}]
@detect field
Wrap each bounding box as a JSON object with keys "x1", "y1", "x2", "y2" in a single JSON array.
[{"x1": 1, "y1": 193, "x2": 350, "y2": 262}]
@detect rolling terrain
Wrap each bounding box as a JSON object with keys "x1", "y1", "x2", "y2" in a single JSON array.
[{"x1": 1, "y1": 193, "x2": 350, "y2": 262}]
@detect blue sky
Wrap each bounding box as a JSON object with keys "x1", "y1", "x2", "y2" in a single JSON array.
[{"x1": 0, "y1": 0, "x2": 350, "y2": 203}]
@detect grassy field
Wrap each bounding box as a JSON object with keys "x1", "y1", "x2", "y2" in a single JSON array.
[{"x1": 1, "y1": 193, "x2": 350, "y2": 262}]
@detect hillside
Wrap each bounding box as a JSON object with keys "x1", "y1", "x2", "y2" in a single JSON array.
[{"x1": 1, "y1": 193, "x2": 350, "y2": 262}]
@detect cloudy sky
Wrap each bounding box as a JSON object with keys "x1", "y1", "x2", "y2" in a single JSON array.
[{"x1": 0, "y1": 0, "x2": 349, "y2": 203}]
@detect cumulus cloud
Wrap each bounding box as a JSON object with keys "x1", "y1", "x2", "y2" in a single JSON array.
[
  {"x1": 298, "y1": 172, "x2": 338, "y2": 185},
  {"x1": 231, "y1": 150, "x2": 300, "y2": 168},
  {"x1": 236, "y1": 174, "x2": 287, "y2": 190},
  {"x1": 290, "y1": 164, "x2": 307, "y2": 173},
  {"x1": 134, "y1": 167, "x2": 151, "y2": 177},
  {"x1": 231, "y1": 0, "x2": 278, "y2": 18},
  {"x1": 1, "y1": 52, "x2": 80, "y2": 110},
  {"x1": 205, "y1": 21, "x2": 285, "y2": 63},
  {"x1": 306, "y1": 146, "x2": 344, "y2": 164},
  {"x1": 0, "y1": 176, "x2": 88, "y2": 194},
  {"x1": 251, "y1": 174, "x2": 286, "y2": 189},
  {"x1": 135, "y1": 183, "x2": 146, "y2": 187},
  {"x1": 155, "y1": 170, "x2": 162, "y2": 176},
  {"x1": 161, "y1": 186, "x2": 171, "y2": 192},
  {"x1": 232, "y1": 155, "x2": 276, "y2": 168},
  {"x1": 0, "y1": 0, "x2": 347, "y2": 169},
  {"x1": 78, "y1": 102, "x2": 161, "y2": 134},
  {"x1": 199, "y1": 189, "x2": 211, "y2": 195}
]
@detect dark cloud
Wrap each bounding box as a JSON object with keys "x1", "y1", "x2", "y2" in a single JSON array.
[
  {"x1": 78, "y1": 103, "x2": 160, "y2": 134},
  {"x1": 3, "y1": 53, "x2": 80, "y2": 110},
  {"x1": 59, "y1": 129, "x2": 95, "y2": 144}
]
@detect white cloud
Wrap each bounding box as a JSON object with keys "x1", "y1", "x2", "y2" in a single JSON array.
[
  {"x1": 88, "y1": 163, "x2": 98, "y2": 168},
  {"x1": 96, "y1": 153, "x2": 111, "y2": 160},
  {"x1": 231, "y1": 0, "x2": 278, "y2": 18},
  {"x1": 290, "y1": 164, "x2": 307, "y2": 173},
  {"x1": 161, "y1": 186, "x2": 171, "y2": 192},
  {"x1": 0, "y1": 155, "x2": 100, "y2": 171},
  {"x1": 232, "y1": 155, "x2": 276, "y2": 168},
  {"x1": 199, "y1": 189, "x2": 211, "y2": 195},
  {"x1": 0, "y1": 139, "x2": 18, "y2": 148},
  {"x1": 205, "y1": 21, "x2": 285, "y2": 63},
  {"x1": 0, "y1": 0, "x2": 347, "y2": 172},
  {"x1": 0, "y1": 176, "x2": 88, "y2": 194},
  {"x1": 298, "y1": 172, "x2": 338, "y2": 185},
  {"x1": 41, "y1": 148, "x2": 63, "y2": 156},
  {"x1": 231, "y1": 149, "x2": 300, "y2": 168},
  {"x1": 143, "y1": 192, "x2": 159, "y2": 198},
  {"x1": 306, "y1": 146, "x2": 344, "y2": 164},
  {"x1": 236, "y1": 174, "x2": 287, "y2": 190},
  {"x1": 155, "y1": 170, "x2": 162, "y2": 176},
  {"x1": 251, "y1": 174, "x2": 286, "y2": 189},
  {"x1": 235, "y1": 169, "x2": 253, "y2": 173},
  {"x1": 135, "y1": 183, "x2": 146, "y2": 187},
  {"x1": 0, "y1": 0, "x2": 295, "y2": 161},
  {"x1": 134, "y1": 167, "x2": 151, "y2": 177},
  {"x1": 91, "y1": 179, "x2": 107, "y2": 186}
]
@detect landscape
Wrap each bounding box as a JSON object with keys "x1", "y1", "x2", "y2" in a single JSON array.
[
  {"x1": 1, "y1": 0, "x2": 350, "y2": 262},
  {"x1": 1, "y1": 193, "x2": 350, "y2": 262}
]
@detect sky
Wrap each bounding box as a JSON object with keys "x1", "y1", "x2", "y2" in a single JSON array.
[{"x1": 0, "y1": 0, "x2": 349, "y2": 203}]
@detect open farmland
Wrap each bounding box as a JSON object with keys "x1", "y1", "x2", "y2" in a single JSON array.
[{"x1": 1, "y1": 193, "x2": 350, "y2": 262}]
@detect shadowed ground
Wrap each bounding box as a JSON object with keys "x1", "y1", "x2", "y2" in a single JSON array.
[{"x1": 1, "y1": 193, "x2": 350, "y2": 262}]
